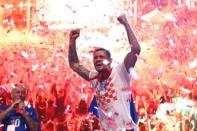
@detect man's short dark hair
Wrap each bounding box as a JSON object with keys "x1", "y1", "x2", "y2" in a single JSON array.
[{"x1": 94, "y1": 47, "x2": 111, "y2": 59}]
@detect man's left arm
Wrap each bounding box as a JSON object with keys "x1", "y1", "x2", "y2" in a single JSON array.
[
  {"x1": 22, "y1": 112, "x2": 38, "y2": 131},
  {"x1": 117, "y1": 14, "x2": 141, "y2": 72},
  {"x1": 18, "y1": 103, "x2": 39, "y2": 131}
]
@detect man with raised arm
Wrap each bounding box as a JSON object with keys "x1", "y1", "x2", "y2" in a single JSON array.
[{"x1": 68, "y1": 14, "x2": 140, "y2": 130}]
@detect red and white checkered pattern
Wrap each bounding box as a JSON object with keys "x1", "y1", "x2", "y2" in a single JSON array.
[{"x1": 96, "y1": 79, "x2": 118, "y2": 107}]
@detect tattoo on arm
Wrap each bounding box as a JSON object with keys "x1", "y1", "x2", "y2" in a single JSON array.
[
  {"x1": 68, "y1": 40, "x2": 90, "y2": 81},
  {"x1": 68, "y1": 40, "x2": 79, "y2": 63},
  {"x1": 72, "y1": 64, "x2": 90, "y2": 81}
]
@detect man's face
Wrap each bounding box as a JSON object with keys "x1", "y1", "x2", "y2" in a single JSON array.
[
  {"x1": 93, "y1": 50, "x2": 112, "y2": 72},
  {"x1": 11, "y1": 86, "x2": 26, "y2": 102}
]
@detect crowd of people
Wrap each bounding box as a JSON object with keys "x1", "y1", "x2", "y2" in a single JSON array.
[{"x1": 0, "y1": 0, "x2": 197, "y2": 131}]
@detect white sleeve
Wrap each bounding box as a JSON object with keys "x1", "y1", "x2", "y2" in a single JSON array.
[{"x1": 115, "y1": 61, "x2": 131, "y2": 83}]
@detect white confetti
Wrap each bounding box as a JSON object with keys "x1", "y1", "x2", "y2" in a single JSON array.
[
  {"x1": 189, "y1": 59, "x2": 197, "y2": 69},
  {"x1": 21, "y1": 51, "x2": 29, "y2": 59},
  {"x1": 32, "y1": 64, "x2": 39, "y2": 71},
  {"x1": 103, "y1": 59, "x2": 109, "y2": 65}
]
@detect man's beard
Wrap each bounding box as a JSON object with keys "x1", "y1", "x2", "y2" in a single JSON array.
[{"x1": 97, "y1": 68, "x2": 112, "y2": 81}]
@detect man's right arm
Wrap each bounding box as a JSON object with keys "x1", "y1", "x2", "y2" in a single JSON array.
[
  {"x1": 68, "y1": 29, "x2": 91, "y2": 81},
  {"x1": 0, "y1": 100, "x2": 21, "y2": 122},
  {"x1": 0, "y1": 106, "x2": 12, "y2": 122}
]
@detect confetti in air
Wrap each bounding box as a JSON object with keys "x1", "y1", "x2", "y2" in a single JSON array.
[
  {"x1": 189, "y1": 59, "x2": 197, "y2": 69},
  {"x1": 21, "y1": 51, "x2": 29, "y2": 59},
  {"x1": 0, "y1": 0, "x2": 196, "y2": 130},
  {"x1": 103, "y1": 59, "x2": 109, "y2": 65}
]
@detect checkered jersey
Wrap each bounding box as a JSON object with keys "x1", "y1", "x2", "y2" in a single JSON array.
[{"x1": 95, "y1": 77, "x2": 118, "y2": 108}]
